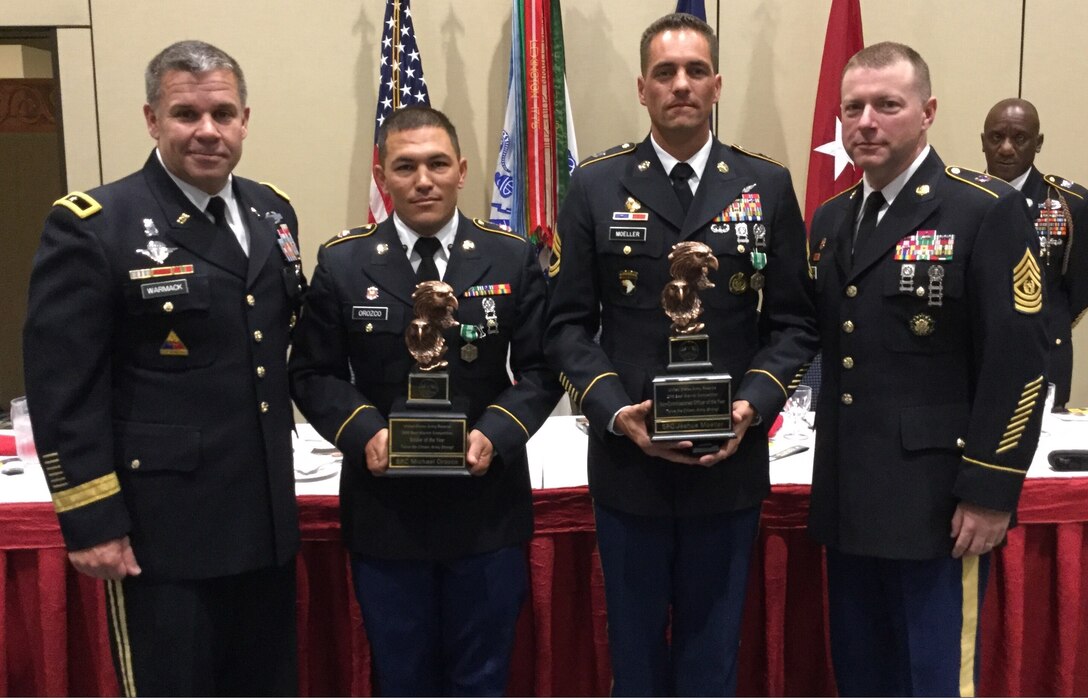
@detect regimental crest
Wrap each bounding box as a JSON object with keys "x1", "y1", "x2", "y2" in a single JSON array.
[
  {"x1": 1012, "y1": 249, "x2": 1043, "y2": 314},
  {"x1": 136, "y1": 239, "x2": 177, "y2": 265}
]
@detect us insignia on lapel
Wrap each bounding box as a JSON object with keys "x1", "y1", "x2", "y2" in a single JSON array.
[{"x1": 1012, "y1": 249, "x2": 1043, "y2": 314}]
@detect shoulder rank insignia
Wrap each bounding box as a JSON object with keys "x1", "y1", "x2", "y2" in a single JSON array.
[
  {"x1": 260, "y1": 181, "x2": 291, "y2": 202},
  {"x1": 473, "y1": 218, "x2": 525, "y2": 242},
  {"x1": 945, "y1": 166, "x2": 1009, "y2": 198},
  {"x1": 324, "y1": 223, "x2": 377, "y2": 248},
  {"x1": 1044, "y1": 174, "x2": 1086, "y2": 200},
  {"x1": 580, "y1": 142, "x2": 636, "y2": 168},
  {"x1": 820, "y1": 180, "x2": 861, "y2": 207},
  {"x1": 729, "y1": 143, "x2": 785, "y2": 168},
  {"x1": 1012, "y1": 248, "x2": 1043, "y2": 314},
  {"x1": 53, "y1": 191, "x2": 102, "y2": 219}
]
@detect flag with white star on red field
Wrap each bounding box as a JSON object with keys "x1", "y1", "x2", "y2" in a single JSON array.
[{"x1": 804, "y1": 0, "x2": 863, "y2": 229}]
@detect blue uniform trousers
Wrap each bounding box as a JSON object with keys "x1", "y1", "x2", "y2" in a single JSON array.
[
  {"x1": 593, "y1": 502, "x2": 761, "y2": 696},
  {"x1": 351, "y1": 546, "x2": 527, "y2": 697},
  {"x1": 826, "y1": 548, "x2": 991, "y2": 697}
]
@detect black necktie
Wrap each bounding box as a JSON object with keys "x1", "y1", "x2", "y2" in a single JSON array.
[
  {"x1": 206, "y1": 195, "x2": 230, "y2": 230},
  {"x1": 670, "y1": 162, "x2": 695, "y2": 213},
  {"x1": 414, "y1": 236, "x2": 442, "y2": 282},
  {"x1": 852, "y1": 191, "x2": 886, "y2": 260}
]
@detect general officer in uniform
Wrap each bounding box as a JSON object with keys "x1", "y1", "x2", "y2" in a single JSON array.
[
  {"x1": 289, "y1": 106, "x2": 560, "y2": 696},
  {"x1": 808, "y1": 43, "x2": 1049, "y2": 696},
  {"x1": 544, "y1": 13, "x2": 818, "y2": 696},
  {"x1": 981, "y1": 97, "x2": 1088, "y2": 410},
  {"x1": 23, "y1": 41, "x2": 302, "y2": 695}
]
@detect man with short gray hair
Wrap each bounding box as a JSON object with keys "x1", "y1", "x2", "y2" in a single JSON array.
[
  {"x1": 24, "y1": 40, "x2": 302, "y2": 695},
  {"x1": 808, "y1": 42, "x2": 1047, "y2": 695}
]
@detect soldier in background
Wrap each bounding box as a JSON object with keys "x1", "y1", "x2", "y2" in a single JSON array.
[{"x1": 982, "y1": 97, "x2": 1088, "y2": 409}]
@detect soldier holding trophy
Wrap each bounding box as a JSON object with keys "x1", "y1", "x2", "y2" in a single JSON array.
[
  {"x1": 544, "y1": 12, "x2": 818, "y2": 696},
  {"x1": 289, "y1": 106, "x2": 560, "y2": 696}
]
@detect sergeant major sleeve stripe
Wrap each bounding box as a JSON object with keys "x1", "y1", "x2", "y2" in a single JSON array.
[{"x1": 52, "y1": 472, "x2": 121, "y2": 513}]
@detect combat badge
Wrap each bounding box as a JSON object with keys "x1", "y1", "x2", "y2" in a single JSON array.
[
  {"x1": 136, "y1": 240, "x2": 177, "y2": 265},
  {"x1": 1012, "y1": 249, "x2": 1043, "y2": 314},
  {"x1": 909, "y1": 313, "x2": 935, "y2": 336},
  {"x1": 728, "y1": 271, "x2": 748, "y2": 294},
  {"x1": 619, "y1": 270, "x2": 638, "y2": 295}
]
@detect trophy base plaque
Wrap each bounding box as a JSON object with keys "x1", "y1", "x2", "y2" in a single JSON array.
[
  {"x1": 650, "y1": 371, "x2": 734, "y2": 452},
  {"x1": 387, "y1": 373, "x2": 469, "y2": 476},
  {"x1": 668, "y1": 334, "x2": 713, "y2": 371}
]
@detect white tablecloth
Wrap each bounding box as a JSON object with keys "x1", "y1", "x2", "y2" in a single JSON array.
[{"x1": 2, "y1": 412, "x2": 1085, "y2": 505}]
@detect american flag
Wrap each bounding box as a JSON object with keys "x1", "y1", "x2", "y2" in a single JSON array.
[{"x1": 369, "y1": 0, "x2": 430, "y2": 223}]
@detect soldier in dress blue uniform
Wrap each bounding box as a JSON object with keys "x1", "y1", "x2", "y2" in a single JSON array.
[
  {"x1": 289, "y1": 106, "x2": 560, "y2": 696},
  {"x1": 544, "y1": 13, "x2": 818, "y2": 696},
  {"x1": 981, "y1": 98, "x2": 1088, "y2": 410},
  {"x1": 23, "y1": 41, "x2": 303, "y2": 695},
  {"x1": 808, "y1": 43, "x2": 1049, "y2": 696}
]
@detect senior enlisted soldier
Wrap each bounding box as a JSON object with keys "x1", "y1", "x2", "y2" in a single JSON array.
[
  {"x1": 544, "y1": 12, "x2": 818, "y2": 696},
  {"x1": 808, "y1": 42, "x2": 1049, "y2": 696},
  {"x1": 981, "y1": 97, "x2": 1088, "y2": 410},
  {"x1": 289, "y1": 106, "x2": 560, "y2": 696},
  {"x1": 22, "y1": 40, "x2": 303, "y2": 695}
]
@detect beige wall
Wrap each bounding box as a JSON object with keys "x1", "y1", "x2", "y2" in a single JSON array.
[{"x1": 4, "y1": 0, "x2": 1088, "y2": 404}]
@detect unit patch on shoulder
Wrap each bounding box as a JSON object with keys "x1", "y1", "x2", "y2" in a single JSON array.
[
  {"x1": 260, "y1": 181, "x2": 291, "y2": 202},
  {"x1": 324, "y1": 224, "x2": 377, "y2": 248},
  {"x1": 1012, "y1": 248, "x2": 1043, "y2": 314},
  {"x1": 54, "y1": 192, "x2": 102, "y2": 219},
  {"x1": 473, "y1": 218, "x2": 524, "y2": 242}
]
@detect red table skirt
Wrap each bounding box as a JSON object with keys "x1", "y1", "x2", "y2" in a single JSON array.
[{"x1": 2, "y1": 480, "x2": 1087, "y2": 696}]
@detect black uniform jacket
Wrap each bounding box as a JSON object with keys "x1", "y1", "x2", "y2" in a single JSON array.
[
  {"x1": 544, "y1": 137, "x2": 819, "y2": 518},
  {"x1": 808, "y1": 149, "x2": 1049, "y2": 560},
  {"x1": 288, "y1": 213, "x2": 561, "y2": 560},
  {"x1": 1021, "y1": 167, "x2": 1088, "y2": 404},
  {"x1": 23, "y1": 152, "x2": 303, "y2": 579}
]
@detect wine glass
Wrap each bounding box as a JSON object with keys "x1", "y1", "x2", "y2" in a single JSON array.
[{"x1": 780, "y1": 386, "x2": 813, "y2": 440}]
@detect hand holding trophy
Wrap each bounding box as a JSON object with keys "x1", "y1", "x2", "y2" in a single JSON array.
[
  {"x1": 651, "y1": 241, "x2": 735, "y2": 455},
  {"x1": 387, "y1": 280, "x2": 470, "y2": 475}
]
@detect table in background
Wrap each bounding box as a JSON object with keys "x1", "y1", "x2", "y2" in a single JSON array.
[{"x1": 1, "y1": 418, "x2": 1086, "y2": 696}]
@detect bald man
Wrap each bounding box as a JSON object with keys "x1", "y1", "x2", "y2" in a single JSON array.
[{"x1": 982, "y1": 98, "x2": 1088, "y2": 409}]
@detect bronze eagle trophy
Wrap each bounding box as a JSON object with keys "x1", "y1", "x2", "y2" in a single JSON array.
[
  {"x1": 405, "y1": 280, "x2": 460, "y2": 371},
  {"x1": 662, "y1": 241, "x2": 720, "y2": 335}
]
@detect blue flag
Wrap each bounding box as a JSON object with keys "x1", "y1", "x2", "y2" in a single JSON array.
[{"x1": 675, "y1": 0, "x2": 706, "y2": 20}]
